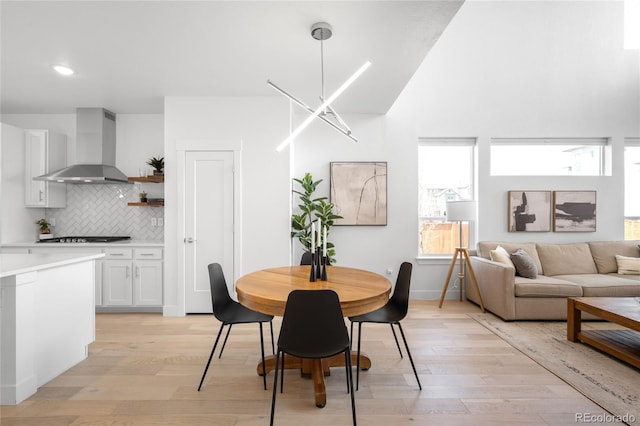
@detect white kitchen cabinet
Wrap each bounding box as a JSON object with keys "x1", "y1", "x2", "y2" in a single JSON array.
[
  {"x1": 1, "y1": 243, "x2": 163, "y2": 311},
  {"x1": 134, "y1": 260, "x2": 163, "y2": 305},
  {"x1": 103, "y1": 258, "x2": 134, "y2": 306},
  {"x1": 102, "y1": 247, "x2": 163, "y2": 308},
  {"x1": 24, "y1": 129, "x2": 67, "y2": 208}
]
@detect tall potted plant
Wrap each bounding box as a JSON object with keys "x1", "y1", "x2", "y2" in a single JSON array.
[{"x1": 291, "y1": 173, "x2": 342, "y2": 263}]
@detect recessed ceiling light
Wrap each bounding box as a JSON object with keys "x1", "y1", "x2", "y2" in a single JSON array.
[{"x1": 52, "y1": 65, "x2": 74, "y2": 76}]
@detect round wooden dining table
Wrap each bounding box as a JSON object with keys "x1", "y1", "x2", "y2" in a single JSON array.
[{"x1": 236, "y1": 265, "x2": 391, "y2": 408}]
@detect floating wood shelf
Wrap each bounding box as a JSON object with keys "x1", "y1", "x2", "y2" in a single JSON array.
[
  {"x1": 127, "y1": 202, "x2": 165, "y2": 207},
  {"x1": 128, "y1": 175, "x2": 164, "y2": 183}
]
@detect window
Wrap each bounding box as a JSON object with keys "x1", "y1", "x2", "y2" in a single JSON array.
[
  {"x1": 418, "y1": 138, "x2": 475, "y2": 256},
  {"x1": 491, "y1": 138, "x2": 607, "y2": 176},
  {"x1": 625, "y1": 139, "x2": 640, "y2": 240}
]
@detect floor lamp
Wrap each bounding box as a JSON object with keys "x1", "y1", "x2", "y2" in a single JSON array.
[{"x1": 438, "y1": 200, "x2": 485, "y2": 312}]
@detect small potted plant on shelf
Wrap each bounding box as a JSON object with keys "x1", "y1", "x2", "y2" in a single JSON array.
[
  {"x1": 36, "y1": 218, "x2": 53, "y2": 240},
  {"x1": 146, "y1": 156, "x2": 164, "y2": 176},
  {"x1": 139, "y1": 191, "x2": 148, "y2": 203}
]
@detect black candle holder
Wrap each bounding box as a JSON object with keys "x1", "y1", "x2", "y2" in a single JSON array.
[
  {"x1": 309, "y1": 252, "x2": 317, "y2": 282},
  {"x1": 315, "y1": 246, "x2": 322, "y2": 278},
  {"x1": 321, "y1": 255, "x2": 328, "y2": 281}
]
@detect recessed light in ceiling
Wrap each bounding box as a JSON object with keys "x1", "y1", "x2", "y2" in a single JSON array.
[{"x1": 52, "y1": 65, "x2": 75, "y2": 76}]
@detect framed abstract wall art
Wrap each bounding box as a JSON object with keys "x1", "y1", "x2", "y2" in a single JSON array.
[
  {"x1": 553, "y1": 190, "x2": 596, "y2": 232},
  {"x1": 330, "y1": 162, "x2": 387, "y2": 225},
  {"x1": 508, "y1": 190, "x2": 552, "y2": 232}
]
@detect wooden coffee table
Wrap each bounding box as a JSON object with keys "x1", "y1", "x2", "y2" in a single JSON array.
[{"x1": 567, "y1": 297, "x2": 640, "y2": 368}]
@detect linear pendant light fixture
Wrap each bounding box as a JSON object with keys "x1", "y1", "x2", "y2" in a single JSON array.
[{"x1": 268, "y1": 22, "x2": 371, "y2": 152}]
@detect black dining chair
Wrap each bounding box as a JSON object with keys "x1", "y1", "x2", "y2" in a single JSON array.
[
  {"x1": 300, "y1": 251, "x2": 313, "y2": 265},
  {"x1": 270, "y1": 290, "x2": 356, "y2": 426},
  {"x1": 197, "y1": 263, "x2": 274, "y2": 391},
  {"x1": 348, "y1": 262, "x2": 422, "y2": 390}
]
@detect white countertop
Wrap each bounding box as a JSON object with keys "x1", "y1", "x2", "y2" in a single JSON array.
[{"x1": 0, "y1": 253, "x2": 105, "y2": 278}]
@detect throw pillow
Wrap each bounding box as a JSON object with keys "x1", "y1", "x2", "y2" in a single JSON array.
[
  {"x1": 510, "y1": 248, "x2": 538, "y2": 279},
  {"x1": 615, "y1": 254, "x2": 640, "y2": 275},
  {"x1": 490, "y1": 245, "x2": 515, "y2": 268}
]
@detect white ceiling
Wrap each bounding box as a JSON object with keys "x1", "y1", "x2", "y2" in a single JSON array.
[{"x1": 1, "y1": 1, "x2": 463, "y2": 115}]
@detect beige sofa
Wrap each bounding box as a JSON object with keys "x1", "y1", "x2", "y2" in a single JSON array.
[{"x1": 466, "y1": 241, "x2": 640, "y2": 320}]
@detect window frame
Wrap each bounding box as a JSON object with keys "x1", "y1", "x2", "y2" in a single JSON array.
[
  {"x1": 417, "y1": 138, "x2": 476, "y2": 258},
  {"x1": 624, "y1": 138, "x2": 640, "y2": 240},
  {"x1": 490, "y1": 137, "x2": 608, "y2": 177}
]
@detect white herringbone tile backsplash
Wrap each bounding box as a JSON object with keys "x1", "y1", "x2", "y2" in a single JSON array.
[{"x1": 45, "y1": 184, "x2": 164, "y2": 240}]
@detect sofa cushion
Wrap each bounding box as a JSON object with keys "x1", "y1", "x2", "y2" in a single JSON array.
[
  {"x1": 514, "y1": 275, "x2": 582, "y2": 297},
  {"x1": 510, "y1": 248, "x2": 538, "y2": 278},
  {"x1": 490, "y1": 245, "x2": 515, "y2": 268},
  {"x1": 536, "y1": 243, "x2": 597, "y2": 276},
  {"x1": 609, "y1": 273, "x2": 640, "y2": 282},
  {"x1": 588, "y1": 240, "x2": 640, "y2": 274},
  {"x1": 555, "y1": 274, "x2": 640, "y2": 297},
  {"x1": 615, "y1": 254, "x2": 640, "y2": 274},
  {"x1": 477, "y1": 242, "x2": 543, "y2": 274}
]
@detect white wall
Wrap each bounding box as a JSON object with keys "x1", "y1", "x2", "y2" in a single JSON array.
[
  {"x1": 391, "y1": 0, "x2": 638, "y2": 243},
  {"x1": 115, "y1": 115, "x2": 165, "y2": 178},
  {"x1": 295, "y1": 0, "x2": 640, "y2": 299},
  {"x1": 163, "y1": 96, "x2": 291, "y2": 316},
  {"x1": 292, "y1": 114, "x2": 411, "y2": 279}
]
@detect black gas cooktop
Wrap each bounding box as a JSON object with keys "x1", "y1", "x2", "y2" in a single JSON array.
[{"x1": 37, "y1": 236, "x2": 131, "y2": 243}]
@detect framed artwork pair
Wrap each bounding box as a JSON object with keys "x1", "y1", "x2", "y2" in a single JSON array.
[{"x1": 508, "y1": 190, "x2": 597, "y2": 232}]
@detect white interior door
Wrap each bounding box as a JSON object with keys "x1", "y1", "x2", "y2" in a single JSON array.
[{"x1": 184, "y1": 151, "x2": 234, "y2": 313}]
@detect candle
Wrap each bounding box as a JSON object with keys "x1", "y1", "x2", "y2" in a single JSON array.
[
  {"x1": 311, "y1": 222, "x2": 315, "y2": 253},
  {"x1": 323, "y1": 226, "x2": 327, "y2": 255},
  {"x1": 317, "y1": 220, "x2": 321, "y2": 251}
]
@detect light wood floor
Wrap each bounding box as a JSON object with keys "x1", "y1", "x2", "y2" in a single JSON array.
[{"x1": 0, "y1": 301, "x2": 617, "y2": 425}]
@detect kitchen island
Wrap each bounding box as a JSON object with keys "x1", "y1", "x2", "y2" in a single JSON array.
[
  {"x1": 1, "y1": 253, "x2": 104, "y2": 405},
  {"x1": 2, "y1": 241, "x2": 164, "y2": 312}
]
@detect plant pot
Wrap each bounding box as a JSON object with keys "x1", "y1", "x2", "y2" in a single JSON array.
[
  {"x1": 140, "y1": 197, "x2": 148, "y2": 203},
  {"x1": 39, "y1": 233, "x2": 54, "y2": 240},
  {"x1": 153, "y1": 171, "x2": 163, "y2": 176}
]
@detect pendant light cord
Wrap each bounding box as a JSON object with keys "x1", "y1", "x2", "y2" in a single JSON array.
[{"x1": 320, "y1": 35, "x2": 326, "y2": 113}]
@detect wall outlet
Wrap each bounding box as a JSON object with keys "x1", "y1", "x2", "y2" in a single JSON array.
[
  {"x1": 157, "y1": 218, "x2": 163, "y2": 226},
  {"x1": 151, "y1": 218, "x2": 157, "y2": 226},
  {"x1": 386, "y1": 267, "x2": 393, "y2": 275}
]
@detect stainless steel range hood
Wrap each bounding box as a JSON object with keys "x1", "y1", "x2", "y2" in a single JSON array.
[{"x1": 34, "y1": 108, "x2": 130, "y2": 184}]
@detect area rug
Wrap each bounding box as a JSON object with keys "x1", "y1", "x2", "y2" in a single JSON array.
[{"x1": 468, "y1": 313, "x2": 639, "y2": 422}]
